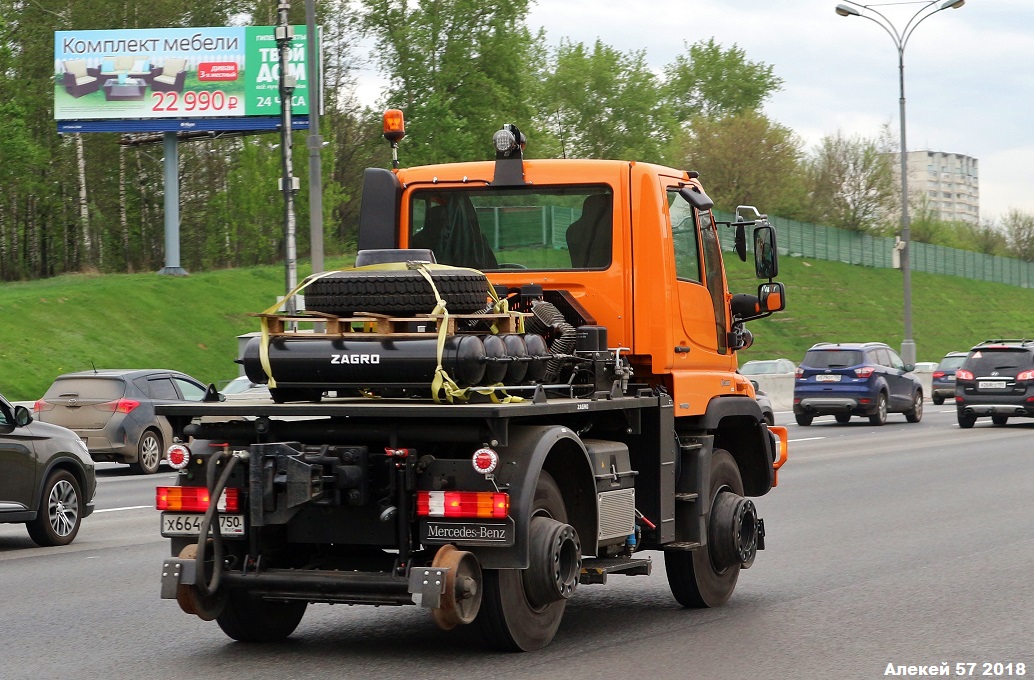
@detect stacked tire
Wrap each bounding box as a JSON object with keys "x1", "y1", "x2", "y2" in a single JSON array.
[{"x1": 304, "y1": 268, "x2": 491, "y2": 317}]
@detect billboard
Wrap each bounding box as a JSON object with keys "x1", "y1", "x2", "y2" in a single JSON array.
[{"x1": 54, "y1": 26, "x2": 312, "y2": 128}]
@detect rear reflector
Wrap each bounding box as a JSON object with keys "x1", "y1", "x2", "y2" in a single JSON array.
[
  {"x1": 416, "y1": 491, "x2": 509, "y2": 519},
  {"x1": 156, "y1": 486, "x2": 239, "y2": 513}
]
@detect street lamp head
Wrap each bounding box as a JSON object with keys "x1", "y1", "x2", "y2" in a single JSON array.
[
  {"x1": 835, "y1": 4, "x2": 861, "y2": 16},
  {"x1": 941, "y1": 0, "x2": 964, "y2": 9}
]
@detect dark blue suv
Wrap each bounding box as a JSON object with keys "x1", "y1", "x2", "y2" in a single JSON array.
[{"x1": 793, "y1": 342, "x2": 923, "y2": 426}]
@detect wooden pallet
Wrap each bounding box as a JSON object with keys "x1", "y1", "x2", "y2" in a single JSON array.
[{"x1": 252, "y1": 310, "x2": 525, "y2": 338}]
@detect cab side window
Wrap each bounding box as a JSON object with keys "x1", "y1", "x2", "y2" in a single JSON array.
[{"x1": 667, "y1": 189, "x2": 701, "y2": 283}]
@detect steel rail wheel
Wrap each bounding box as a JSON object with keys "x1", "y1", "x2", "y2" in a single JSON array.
[
  {"x1": 664, "y1": 450, "x2": 746, "y2": 608},
  {"x1": 477, "y1": 470, "x2": 576, "y2": 652},
  {"x1": 431, "y1": 544, "x2": 483, "y2": 630}
]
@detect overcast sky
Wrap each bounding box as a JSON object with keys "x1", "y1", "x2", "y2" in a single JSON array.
[{"x1": 357, "y1": 0, "x2": 1033, "y2": 223}]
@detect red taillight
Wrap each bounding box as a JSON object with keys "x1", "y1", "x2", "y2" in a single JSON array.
[
  {"x1": 1017, "y1": 370, "x2": 1034, "y2": 381},
  {"x1": 156, "y1": 486, "x2": 239, "y2": 512},
  {"x1": 99, "y1": 398, "x2": 140, "y2": 414},
  {"x1": 932, "y1": 371, "x2": 946, "y2": 379},
  {"x1": 795, "y1": 367, "x2": 804, "y2": 379},
  {"x1": 956, "y1": 369, "x2": 974, "y2": 381},
  {"x1": 854, "y1": 367, "x2": 874, "y2": 378},
  {"x1": 416, "y1": 491, "x2": 509, "y2": 519},
  {"x1": 33, "y1": 399, "x2": 53, "y2": 413}
]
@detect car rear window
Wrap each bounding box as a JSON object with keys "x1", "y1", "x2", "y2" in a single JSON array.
[
  {"x1": 802, "y1": 350, "x2": 863, "y2": 369},
  {"x1": 964, "y1": 348, "x2": 1034, "y2": 375},
  {"x1": 937, "y1": 355, "x2": 966, "y2": 371},
  {"x1": 43, "y1": 377, "x2": 125, "y2": 400}
]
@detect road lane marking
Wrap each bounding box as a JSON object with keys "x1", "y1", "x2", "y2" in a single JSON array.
[
  {"x1": 94, "y1": 505, "x2": 152, "y2": 513},
  {"x1": 789, "y1": 437, "x2": 825, "y2": 442}
]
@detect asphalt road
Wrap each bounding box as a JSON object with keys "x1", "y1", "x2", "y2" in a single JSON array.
[{"x1": 1, "y1": 405, "x2": 1032, "y2": 680}]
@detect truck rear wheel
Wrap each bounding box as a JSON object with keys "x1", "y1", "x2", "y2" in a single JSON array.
[
  {"x1": 664, "y1": 450, "x2": 744, "y2": 608},
  {"x1": 476, "y1": 470, "x2": 575, "y2": 652},
  {"x1": 215, "y1": 591, "x2": 307, "y2": 642}
]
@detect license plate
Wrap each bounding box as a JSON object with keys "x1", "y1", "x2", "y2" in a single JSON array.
[
  {"x1": 816, "y1": 374, "x2": 841, "y2": 382},
  {"x1": 978, "y1": 381, "x2": 1007, "y2": 389},
  {"x1": 161, "y1": 513, "x2": 244, "y2": 537}
]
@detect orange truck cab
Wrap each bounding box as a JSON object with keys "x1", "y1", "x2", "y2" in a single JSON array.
[{"x1": 156, "y1": 114, "x2": 789, "y2": 653}]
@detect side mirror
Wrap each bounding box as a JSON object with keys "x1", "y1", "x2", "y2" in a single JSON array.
[
  {"x1": 734, "y1": 224, "x2": 747, "y2": 262},
  {"x1": 753, "y1": 224, "x2": 778, "y2": 279},
  {"x1": 758, "y1": 282, "x2": 785, "y2": 313},
  {"x1": 679, "y1": 186, "x2": 715, "y2": 211},
  {"x1": 903, "y1": 364, "x2": 915, "y2": 373},
  {"x1": 14, "y1": 405, "x2": 33, "y2": 427}
]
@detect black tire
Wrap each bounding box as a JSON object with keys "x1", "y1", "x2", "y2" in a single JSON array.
[
  {"x1": 664, "y1": 450, "x2": 743, "y2": 608},
  {"x1": 958, "y1": 411, "x2": 977, "y2": 429},
  {"x1": 834, "y1": 414, "x2": 851, "y2": 424},
  {"x1": 216, "y1": 590, "x2": 308, "y2": 642},
  {"x1": 26, "y1": 470, "x2": 82, "y2": 547},
  {"x1": 905, "y1": 391, "x2": 923, "y2": 423},
  {"x1": 991, "y1": 414, "x2": 1009, "y2": 426},
  {"x1": 763, "y1": 413, "x2": 774, "y2": 427},
  {"x1": 304, "y1": 268, "x2": 491, "y2": 317},
  {"x1": 477, "y1": 470, "x2": 569, "y2": 652},
  {"x1": 932, "y1": 395, "x2": 945, "y2": 406},
  {"x1": 794, "y1": 413, "x2": 813, "y2": 426},
  {"x1": 129, "y1": 429, "x2": 163, "y2": 475},
  {"x1": 868, "y1": 392, "x2": 888, "y2": 426}
]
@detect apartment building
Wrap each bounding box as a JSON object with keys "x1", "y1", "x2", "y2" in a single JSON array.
[{"x1": 898, "y1": 150, "x2": 980, "y2": 225}]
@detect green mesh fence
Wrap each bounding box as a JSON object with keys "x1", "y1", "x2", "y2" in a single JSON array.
[{"x1": 713, "y1": 210, "x2": 1034, "y2": 289}]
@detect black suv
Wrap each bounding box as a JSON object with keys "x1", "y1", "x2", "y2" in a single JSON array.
[
  {"x1": 793, "y1": 342, "x2": 923, "y2": 426},
  {"x1": 955, "y1": 339, "x2": 1034, "y2": 428},
  {"x1": 0, "y1": 392, "x2": 96, "y2": 545}
]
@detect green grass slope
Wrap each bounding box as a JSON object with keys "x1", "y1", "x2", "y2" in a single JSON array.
[{"x1": 2, "y1": 253, "x2": 1032, "y2": 402}]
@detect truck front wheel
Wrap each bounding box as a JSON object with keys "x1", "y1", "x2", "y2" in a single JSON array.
[
  {"x1": 215, "y1": 591, "x2": 307, "y2": 642},
  {"x1": 664, "y1": 450, "x2": 745, "y2": 608},
  {"x1": 476, "y1": 470, "x2": 576, "y2": 652}
]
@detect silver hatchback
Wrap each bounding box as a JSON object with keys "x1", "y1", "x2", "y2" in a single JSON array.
[{"x1": 34, "y1": 369, "x2": 212, "y2": 474}]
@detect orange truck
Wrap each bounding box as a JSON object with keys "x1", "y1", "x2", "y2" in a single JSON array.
[{"x1": 156, "y1": 112, "x2": 788, "y2": 651}]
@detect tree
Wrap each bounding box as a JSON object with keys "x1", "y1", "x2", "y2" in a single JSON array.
[
  {"x1": 1002, "y1": 209, "x2": 1034, "y2": 262},
  {"x1": 663, "y1": 38, "x2": 783, "y2": 121},
  {"x1": 677, "y1": 109, "x2": 804, "y2": 216},
  {"x1": 803, "y1": 131, "x2": 897, "y2": 233},
  {"x1": 361, "y1": 0, "x2": 540, "y2": 165},
  {"x1": 539, "y1": 39, "x2": 675, "y2": 163}
]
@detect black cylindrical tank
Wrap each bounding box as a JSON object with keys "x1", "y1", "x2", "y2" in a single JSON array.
[
  {"x1": 241, "y1": 334, "x2": 487, "y2": 388},
  {"x1": 481, "y1": 334, "x2": 508, "y2": 385},
  {"x1": 500, "y1": 334, "x2": 529, "y2": 383},
  {"x1": 575, "y1": 325, "x2": 608, "y2": 353},
  {"x1": 523, "y1": 333, "x2": 550, "y2": 383}
]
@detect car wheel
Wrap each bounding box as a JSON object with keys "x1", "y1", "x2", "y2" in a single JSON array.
[
  {"x1": 834, "y1": 414, "x2": 851, "y2": 424},
  {"x1": 763, "y1": 413, "x2": 774, "y2": 427},
  {"x1": 868, "y1": 393, "x2": 888, "y2": 426},
  {"x1": 932, "y1": 395, "x2": 945, "y2": 406},
  {"x1": 958, "y1": 411, "x2": 977, "y2": 429},
  {"x1": 130, "y1": 429, "x2": 163, "y2": 475},
  {"x1": 905, "y1": 391, "x2": 923, "y2": 423},
  {"x1": 794, "y1": 413, "x2": 813, "y2": 426},
  {"x1": 26, "y1": 470, "x2": 82, "y2": 547},
  {"x1": 991, "y1": 415, "x2": 1009, "y2": 426}
]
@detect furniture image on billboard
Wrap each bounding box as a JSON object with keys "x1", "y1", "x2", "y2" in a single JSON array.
[
  {"x1": 102, "y1": 78, "x2": 147, "y2": 102},
  {"x1": 88, "y1": 56, "x2": 155, "y2": 83},
  {"x1": 62, "y1": 59, "x2": 101, "y2": 98},
  {"x1": 151, "y1": 58, "x2": 188, "y2": 93}
]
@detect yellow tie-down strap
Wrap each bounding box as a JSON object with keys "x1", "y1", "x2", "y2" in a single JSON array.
[{"x1": 257, "y1": 262, "x2": 522, "y2": 403}]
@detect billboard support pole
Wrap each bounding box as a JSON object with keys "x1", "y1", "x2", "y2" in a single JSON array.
[
  {"x1": 305, "y1": 0, "x2": 324, "y2": 277},
  {"x1": 276, "y1": 3, "x2": 299, "y2": 315},
  {"x1": 157, "y1": 131, "x2": 188, "y2": 275}
]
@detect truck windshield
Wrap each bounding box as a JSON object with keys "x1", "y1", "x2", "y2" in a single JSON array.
[{"x1": 408, "y1": 186, "x2": 613, "y2": 271}]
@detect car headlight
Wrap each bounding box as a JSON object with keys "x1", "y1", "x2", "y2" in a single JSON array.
[{"x1": 76, "y1": 438, "x2": 89, "y2": 455}]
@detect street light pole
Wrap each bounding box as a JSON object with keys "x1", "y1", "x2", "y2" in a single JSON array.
[{"x1": 835, "y1": 0, "x2": 965, "y2": 367}]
